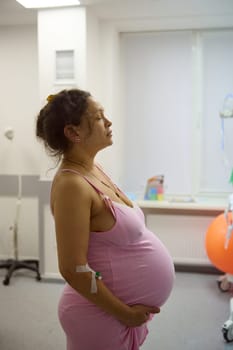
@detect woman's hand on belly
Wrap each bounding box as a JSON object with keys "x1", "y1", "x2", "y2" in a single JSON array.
[{"x1": 124, "y1": 304, "x2": 160, "y2": 327}]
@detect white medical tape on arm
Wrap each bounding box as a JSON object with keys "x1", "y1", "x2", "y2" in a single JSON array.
[{"x1": 76, "y1": 263, "x2": 102, "y2": 293}]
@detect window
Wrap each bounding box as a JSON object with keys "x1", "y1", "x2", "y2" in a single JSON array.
[
  {"x1": 120, "y1": 30, "x2": 233, "y2": 198},
  {"x1": 200, "y1": 30, "x2": 233, "y2": 194}
]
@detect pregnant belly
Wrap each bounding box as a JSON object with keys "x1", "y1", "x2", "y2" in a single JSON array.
[{"x1": 110, "y1": 231, "x2": 175, "y2": 308}]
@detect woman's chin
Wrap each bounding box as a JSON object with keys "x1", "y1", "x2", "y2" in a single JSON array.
[{"x1": 106, "y1": 138, "x2": 113, "y2": 146}]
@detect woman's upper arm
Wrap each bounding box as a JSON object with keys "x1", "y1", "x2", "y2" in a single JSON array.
[{"x1": 53, "y1": 175, "x2": 92, "y2": 278}]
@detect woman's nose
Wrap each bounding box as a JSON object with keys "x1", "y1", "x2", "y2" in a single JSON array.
[{"x1": 105, "y1": 117, "x2": 112, "y2": 126}]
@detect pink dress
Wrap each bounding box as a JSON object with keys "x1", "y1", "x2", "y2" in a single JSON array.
[{"x1": 57, "y1": 169, "x2": 175, "y2": 350}]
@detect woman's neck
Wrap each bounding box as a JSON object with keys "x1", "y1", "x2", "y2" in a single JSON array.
[{"x1": 62, "y1": 151, "x2": 95, "y2": 172}]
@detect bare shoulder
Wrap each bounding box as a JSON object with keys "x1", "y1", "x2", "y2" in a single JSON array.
[
  {"x1": 51, "y1": 171, "x2": 92, "y2": 213},
  {"x1": 53, "y1": 170, "x2": 88, "y2": 192}
]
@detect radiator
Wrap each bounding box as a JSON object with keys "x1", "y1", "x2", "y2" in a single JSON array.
[{"x1": 146, "y1": 213, "x2": 215, "y2": 265}]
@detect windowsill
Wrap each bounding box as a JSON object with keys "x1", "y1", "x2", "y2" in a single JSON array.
[{"x1": 136, "y1": 199, "x2": 227, "y2": 211}]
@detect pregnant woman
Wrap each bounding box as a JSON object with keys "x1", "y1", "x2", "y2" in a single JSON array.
[{"x1": 36, "y1": 89, "x2": 175, "y2": 350}]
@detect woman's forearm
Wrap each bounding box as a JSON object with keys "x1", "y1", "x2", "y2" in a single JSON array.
[{"x1": 63, "y1": 271, "x2": 132, "y2": 324}]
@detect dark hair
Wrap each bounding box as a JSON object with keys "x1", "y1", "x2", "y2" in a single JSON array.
[{"x1": 36, "y1": 89, "x2": 91, "y2": 158}]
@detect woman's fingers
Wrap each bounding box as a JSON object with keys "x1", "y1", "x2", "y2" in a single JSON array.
[{"x1": 148, "y1": 306, "x2": 160, "y2": 314}]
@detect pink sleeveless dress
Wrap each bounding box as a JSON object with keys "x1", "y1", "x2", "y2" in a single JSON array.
[{"x1": 57, "y1": 169, "x2": 175, "y2": 350}]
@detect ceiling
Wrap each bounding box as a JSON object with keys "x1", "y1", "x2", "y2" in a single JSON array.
[
  {"x1": 0, "y1": 0, "x2": 113, "y2": 25},
  {"x1": 0, "y1": 0, "x2": 233, "y2": 26}
]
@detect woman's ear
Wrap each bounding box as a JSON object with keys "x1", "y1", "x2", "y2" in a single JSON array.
[{"x1": 64, "y1": 125, "x2": 81, "y2": 143}]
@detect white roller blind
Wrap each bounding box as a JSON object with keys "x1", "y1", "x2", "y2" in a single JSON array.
[
  {"x1": 200, "y1": 30, "x2": 233, "y2": 193},
  {"x1": 120, "y1": 31, "x2": 193, "y2": 196}
]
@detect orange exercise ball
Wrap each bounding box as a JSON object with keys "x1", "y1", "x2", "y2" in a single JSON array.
[{"x1": 205, "y1": 213, "x2": 233, "y2": 274}]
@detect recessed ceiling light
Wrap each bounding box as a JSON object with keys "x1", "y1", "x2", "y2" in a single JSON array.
[{"x1": 16, "y1": 0, "x2": 81, "y2": 8}]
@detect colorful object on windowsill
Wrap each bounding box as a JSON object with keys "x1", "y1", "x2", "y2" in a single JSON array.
[
  {"x1": 229, "y1": 168, "x2": 233, "y2": 185},
  {"x1": 144, "y1": 175, "x2": 164, "y2": 201}
]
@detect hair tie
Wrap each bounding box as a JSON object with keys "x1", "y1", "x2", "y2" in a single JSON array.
[{"x1": 47, "y1": 94, "x2": 55, "y2": 102}]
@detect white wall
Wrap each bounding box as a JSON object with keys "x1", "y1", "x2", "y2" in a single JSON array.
[
  {"x1": 0, "y1": 24, "x2": 40, "y2": 175},
  {"x1": 37, "y1": 7, "x2": 88, "y2": 179},
  {"x1": 94, "y1": 20, "x2": 124, "y2": 183},
  {"x1": 86, "y1": 8, "x2": 101, "y2": 98},
  {"x1": 0, "y1": 196, "x2": 38, "y2": 259},
  {"x1": 38, "y1": 6, "x2": 87, "y2": 100},
  {"x1": 0, "y1": 25, "x2": 40, "y2": 260}
]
